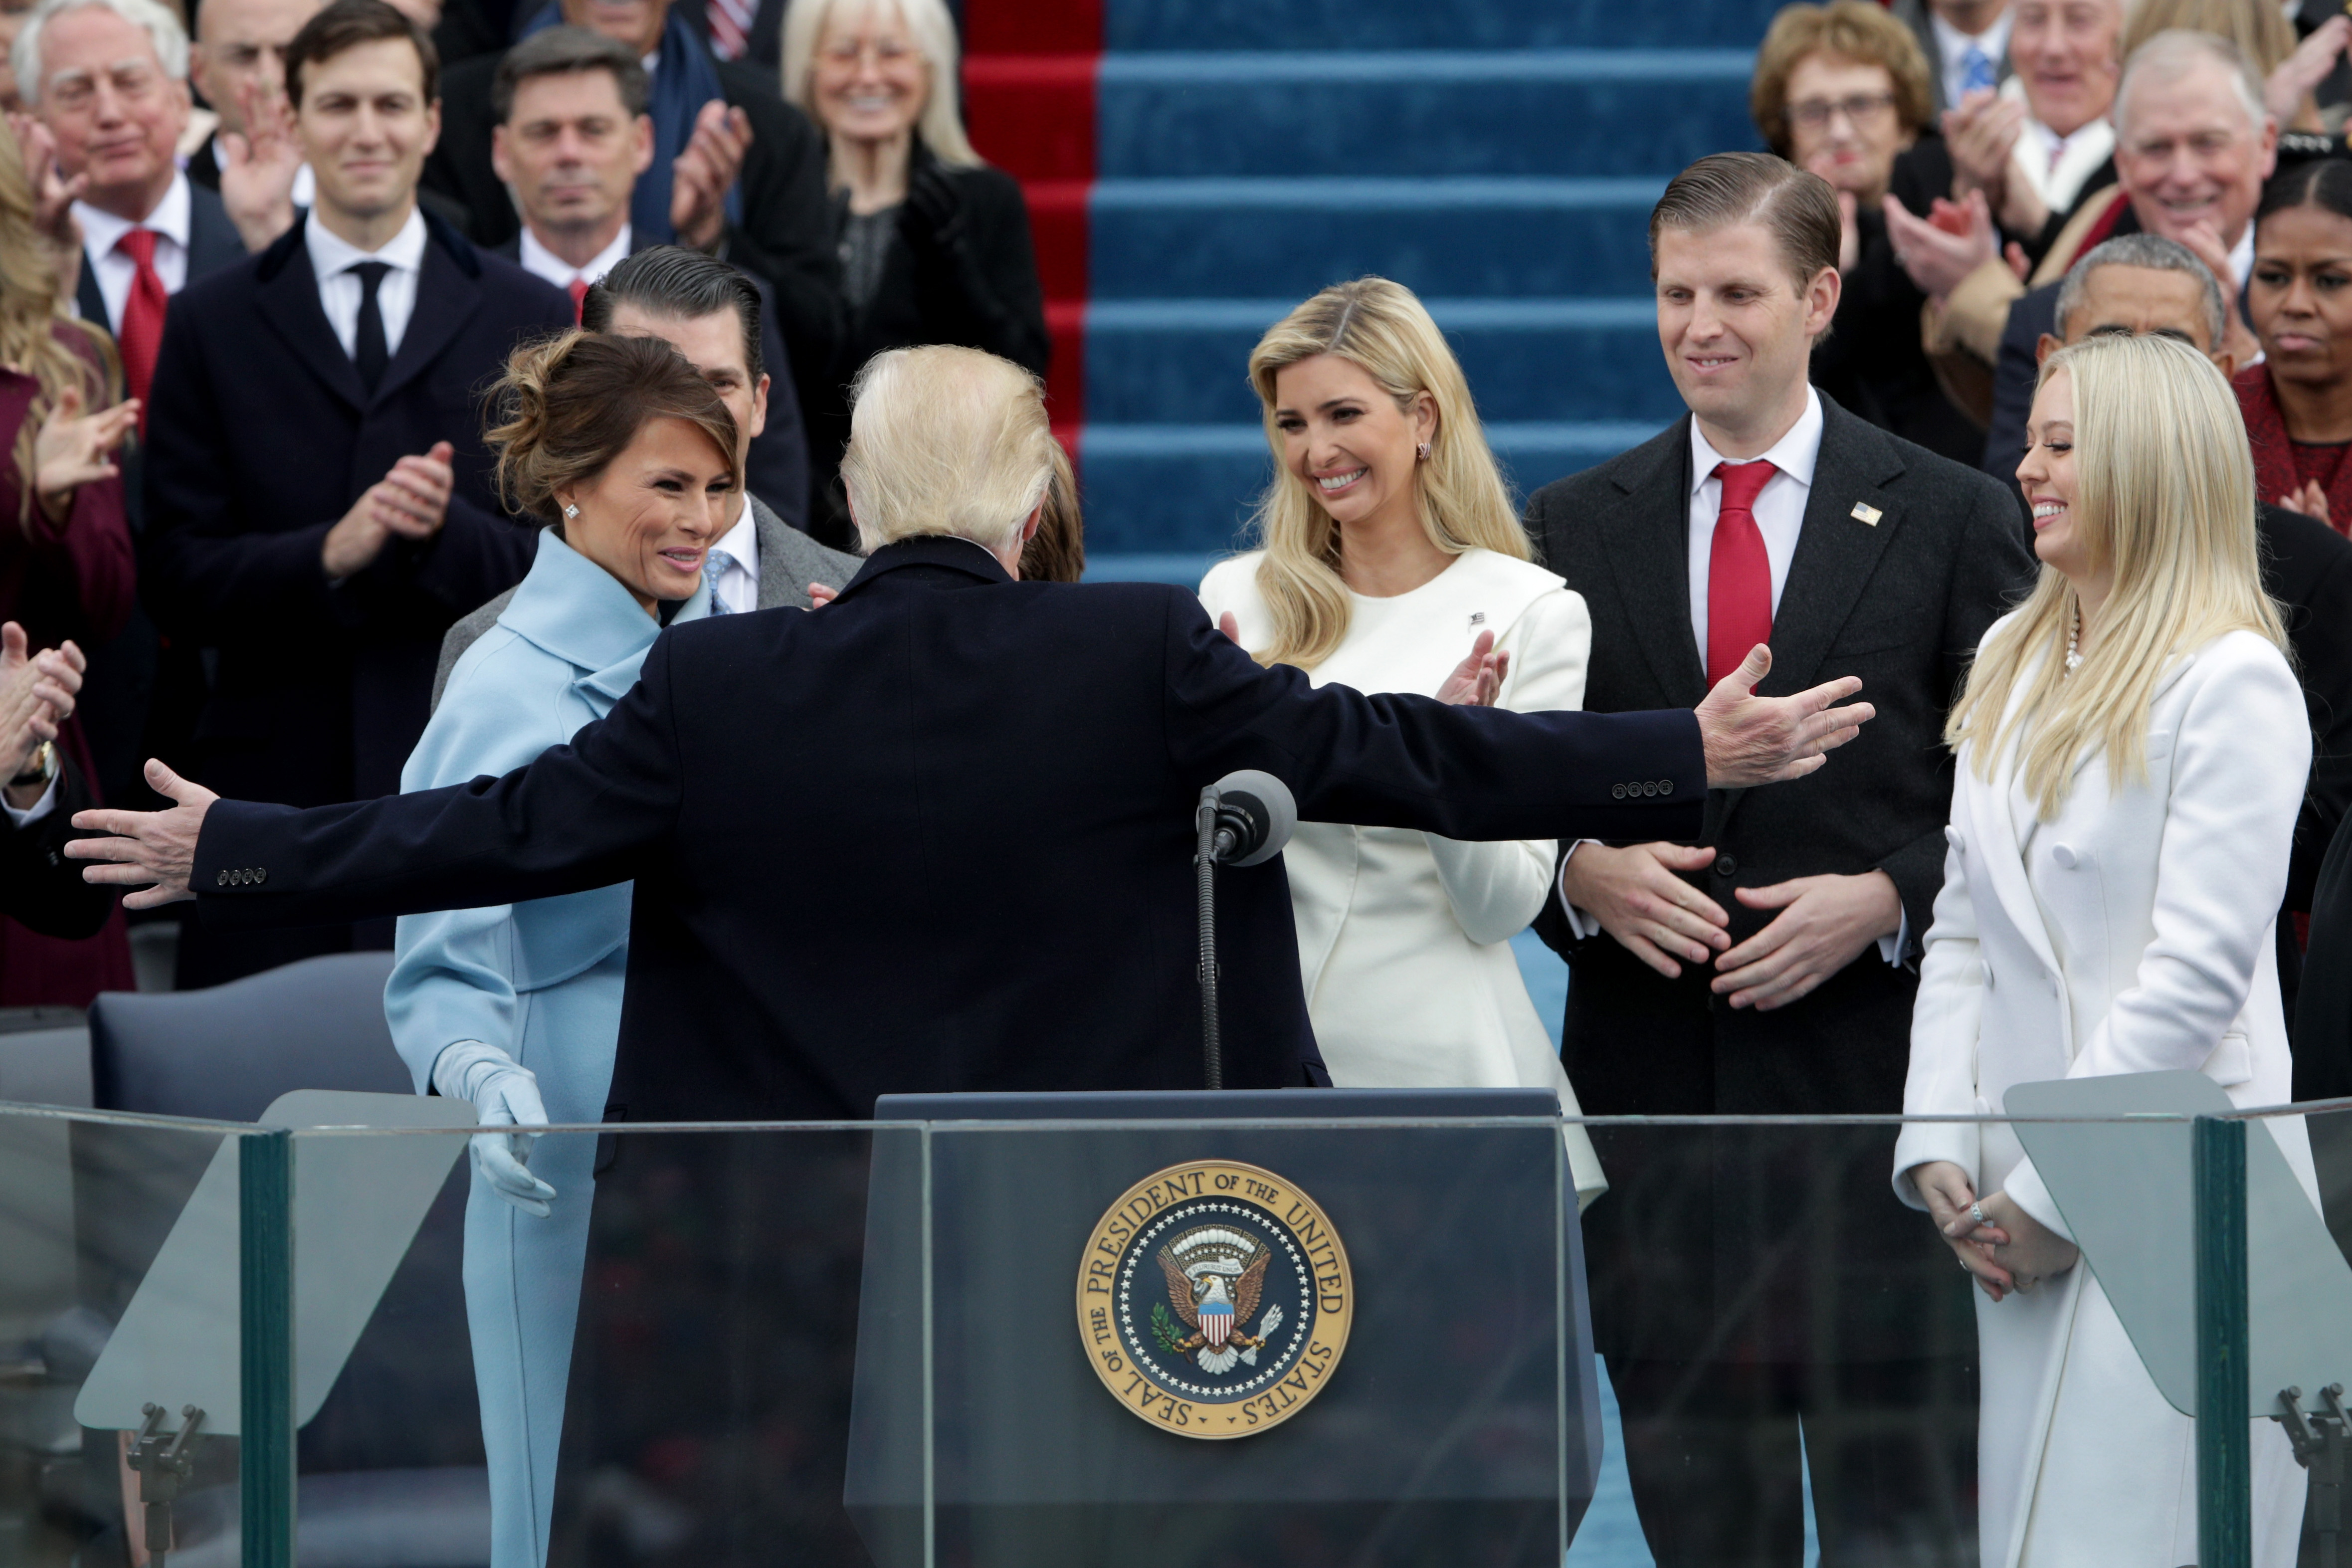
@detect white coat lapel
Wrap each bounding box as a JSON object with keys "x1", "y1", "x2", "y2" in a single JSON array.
[{"x1": 1967, "y1": 731, "x2": 2064, "y2": 982}]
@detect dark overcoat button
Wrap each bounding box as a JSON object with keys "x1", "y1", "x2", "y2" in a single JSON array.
[
  {"x1": 1714, "y1": 855, "x2": 1738, "y2": 877},
  {"x1": 1660, "y1": 780, "x2": 1674, "y2": 795},
  {"x1": 1611, "y1": 784, "x2": 1627, "y2": 800},
  {"x1": 216, "y1": 870, "x2": 227, "y2": 887}
]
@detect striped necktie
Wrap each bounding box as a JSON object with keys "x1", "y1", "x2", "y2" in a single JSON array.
[{"x1": 705, "y1": 0, "x2": 754, "y2": 60}]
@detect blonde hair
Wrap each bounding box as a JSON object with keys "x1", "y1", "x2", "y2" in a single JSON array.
[
  {"x1": 840, "y1": 344, "x2": 1054, "y2": 555},
  {"x1": 780, "y1": 0, "x2": 980, "y2": 169},
  {"x1": 1750, "y1": 0, "x2": 1934, "y2": 156},
  {"x1": 2120, "y1": 0, "x2": 2294, "y2": 79},
  {"x1": 0, "y1": 126, "x2": 114, "y2": 527},
  {"x1": 1944, "y1": 332, "x2": 2285, "y2": 818},
  {"x1": 1242, "y1": 277, "x2": 1530, "y2": 671}
]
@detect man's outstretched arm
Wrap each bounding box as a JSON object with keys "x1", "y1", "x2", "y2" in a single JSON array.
[{"x1": 71, "y1": 635, "x2": 687, "y2": 919}]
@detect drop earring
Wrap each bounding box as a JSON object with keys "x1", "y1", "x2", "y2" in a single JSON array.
[{"x1": 1416, "y1": 442, "x2": 1431, "y2": 462}]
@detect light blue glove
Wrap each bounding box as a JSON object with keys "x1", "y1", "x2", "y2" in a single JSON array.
[{"x1": 431, "y1": 1040, "x2": 557, "y2": 1218}]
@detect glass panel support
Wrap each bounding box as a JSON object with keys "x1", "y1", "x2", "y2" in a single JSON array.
[
  {"x1": 239, "y1": 1128, "x2": 295, "y2": 1568},
  {"x1": 2195, "y1": 1113, "x2": 2250, "y2": 1568}
]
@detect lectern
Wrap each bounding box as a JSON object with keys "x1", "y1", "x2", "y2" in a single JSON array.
[{"x1": 843, "y1": 1087, "x2": 1598, "y2": 1568}]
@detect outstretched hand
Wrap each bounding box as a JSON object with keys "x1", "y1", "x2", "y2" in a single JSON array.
[
  {"x1": 64, "y1": 758, "x2": 217, "y2": 908},
  {"x1": 1695, "y1": 644, "x2": 1872, "y2": 788}
]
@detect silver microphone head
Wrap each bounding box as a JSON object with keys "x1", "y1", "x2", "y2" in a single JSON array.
[{"x1": 1204, "y1": 770, "x2": 1298, "y2": 867}]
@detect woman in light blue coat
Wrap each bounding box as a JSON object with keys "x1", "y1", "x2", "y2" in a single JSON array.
[{"x1": 384, "y1": 331, "x2": 741, "y2": 1568}]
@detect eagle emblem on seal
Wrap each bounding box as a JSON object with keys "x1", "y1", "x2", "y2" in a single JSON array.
[{"x1": 1150, "y1": 1225, "x2": 1287, "y2": 1374}]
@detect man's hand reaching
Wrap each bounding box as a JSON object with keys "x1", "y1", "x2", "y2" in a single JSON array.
[
  {"x1": 64, "y1": 759, "x2": 218, "y2": 907},
  {"x1": 1696, "y1": 644, "x2": 1872, "y2": 788}
]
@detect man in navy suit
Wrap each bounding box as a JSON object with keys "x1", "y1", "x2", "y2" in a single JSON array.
[
  {"x1": 139, "y1": 0, "x2": 575, "y2": 986},
  {"x1": 73, "y1": 345, "x2": 1873, "y2": 1129}
]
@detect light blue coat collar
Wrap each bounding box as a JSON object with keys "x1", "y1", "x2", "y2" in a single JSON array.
[{"x1": 496, "y1": 531, "x2": 711, "y2": 702}]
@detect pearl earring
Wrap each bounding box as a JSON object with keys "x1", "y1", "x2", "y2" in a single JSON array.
[
  {"x1": 1416, "y1": 442, "x2": 1431, "y2": 462},
  {"x1": 563, "y1": 503, "x2": 580, "y2": 520}
]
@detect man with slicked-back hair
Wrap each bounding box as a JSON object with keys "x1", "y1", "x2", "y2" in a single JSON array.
[{"x1": 1527, "y1": 152, "x2": 2034, "y2": 1567}]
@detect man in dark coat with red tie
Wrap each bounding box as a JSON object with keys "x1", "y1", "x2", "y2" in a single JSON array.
[
  {"x1": 1526, "y1": 155, "x2": 2035, "y2": 1568},
  {"x1": 140, "y1": 0, "x2": 574, "y2": 986}
]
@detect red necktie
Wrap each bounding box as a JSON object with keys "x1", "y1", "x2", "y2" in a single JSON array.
[
  {"x1": 1706, "y1": 459, "x2": 1777, "y2": 686},
  {"x1": 115, "y1": 228, "x2": 168, "y2": 429},
  {"x1": 568, "y1": 276, "x2": 590, "y2": 322}
]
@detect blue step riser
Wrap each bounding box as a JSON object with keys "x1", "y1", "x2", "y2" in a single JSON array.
[
  {"x1": 1079, "y1": 432, "x2": 1659, "y2": 556},
  {"x1": 1093, "y1": 201, "x2": 1664, "y2": 299},
  {"x1": 1087, "y1": 320, "x2": 1684, "y2": 426},
  {"x1": 1107, "y1": 0, "x2": 1788, "y2": 52},
  {"x1": 1099, "y1": 73, "x2": 1759, "y2": 180}
]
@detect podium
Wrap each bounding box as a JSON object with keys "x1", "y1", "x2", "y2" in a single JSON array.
[{"x1": 842, "y1": 1088, "x2": 1598, "y2": 1568}]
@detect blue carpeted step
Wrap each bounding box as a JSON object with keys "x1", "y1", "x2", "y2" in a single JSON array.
[
  {"x1": 1099, "y1": 51, "x2": 1758, "y2": 180},
  {"x1": 1108, "y1": 0, "x2": 1784, "y2": 51},
  {"x1": 1085, "y1": 298, "x2": 1681, "y2": 426},
  {"x1": 1078, "y1": 420, "x2": 1660, "y2": 556},
  {"x1": 1091, "y1": 177, "x2": 1666, "y2": 300}
]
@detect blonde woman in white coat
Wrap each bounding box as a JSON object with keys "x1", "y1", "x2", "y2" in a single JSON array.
[
  {"x1": 1892, "y1": 330, "x2": 2316, "y2": 1568},
  {"x1": 1197, "y1": 276, "x2": 1606, "y2": 1205}
]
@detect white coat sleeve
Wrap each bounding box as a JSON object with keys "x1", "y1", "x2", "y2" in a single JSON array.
[
  {"x1": 381, "y1": 638, "x2": 554, "y2": 1096},
  {"x1": 1891, "y1": 815, "x2": 1987, "y2": 1210},
  {"x1": 1425, "y1": 589, "x2": 1591, "y2": 946},
  {"x1": 2003, "y1": 637, "x2": 2310, "y2": 1235}
]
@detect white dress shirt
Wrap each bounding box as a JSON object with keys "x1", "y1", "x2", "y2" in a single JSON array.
[
  {"x1": 1929, "y1": 8, "x2": 2011, "y2": 110},
  {"x1": 517, "y1": 222, "x2": 632, "y2": 294},
  {"x1": 1685, "y1": 385, "x2": 1821, "y2": 658},
  {"x1": 306, "y1": 205, "x2": 427, "y2": 362},
  {"x1": 1561, "y1": 386, "x2": 1904, "y2": 964},
  {"x1": 705, "y1": 498, "x2": 759, "y2": 613},
  {"x1": 208, "y1": 136, "x2": 316, "y2": 208},
  {"x1": 74, "y1": 172, "x2": 191, "y2": 333},
  {"x1": 2004, "y1": 77, "x2": 2114, "y2": 222},
  {"x1": 1, "y1": 777, "x2": 57, "y2": 827}
]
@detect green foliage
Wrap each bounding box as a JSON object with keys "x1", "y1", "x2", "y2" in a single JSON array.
[{"x1": 1151, "y1": 1300, "x2": 1184, "y2": 1354}]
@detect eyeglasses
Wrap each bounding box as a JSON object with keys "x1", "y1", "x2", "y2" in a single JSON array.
[{"x1": 1787, "y1": 91, "x2": 1899, "y2": 130}]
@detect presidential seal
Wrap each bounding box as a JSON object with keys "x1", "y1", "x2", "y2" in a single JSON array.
[{"x1": 1075, "y1": 1160, "x2": 1352, "y2": 1439}]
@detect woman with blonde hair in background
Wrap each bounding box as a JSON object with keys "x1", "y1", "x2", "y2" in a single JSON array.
[
  {"x1": 1198, "y1": 275, "x2": 1606, "y2": 1204},
  {"x1": 1894, "y1": 330, "x2": 2316, "y2": 1564},
  {"x1": 780, "y1": 0, "x2": 1048, "y2": 546},
  {"x1": 0, "y1": 120, "x2": 137, "y2": 1005}
]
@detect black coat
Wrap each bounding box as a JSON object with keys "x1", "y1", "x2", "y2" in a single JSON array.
[
  {"x1": 1810, "y1": 200, "x2": 1984, "y2": 466},
  {"x1": 1525, "y1": 395, "x2": 2036, "y2": 1362},
  {"x1": 141, "y1": 209, "x2": 574, "y2": 821},
  {"x1": 422, "y1": 44, "x2": 840, "y2": 414},
  {"x1": 1, "y1": 753, "x2": 113, "y2": 941},
  {"x1": 489, "y1": 231, "x2": 811, "y2": 533},
  {"x1": 190, "y1": 537, "x2": 1707, "y2": 1121},
  {"x1": 807, "y1": 144, "x2": 1051, "y2": 547}
]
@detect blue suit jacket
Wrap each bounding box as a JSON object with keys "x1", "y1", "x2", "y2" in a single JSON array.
[
  {"x1": 140, "y1": 207, "x2": 577, "y2": 812},
  {"x1": 191, "y1": 537, "x2": 1705, "y2": 1121}
]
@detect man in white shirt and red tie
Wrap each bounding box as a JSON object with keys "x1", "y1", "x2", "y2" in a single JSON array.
[
  {"x1": 12, "y1": 0, "x2": 252, "y2": 418},
  {"x1": 1526, "y1": 153, "x2": 2034, "y2": 1568}
]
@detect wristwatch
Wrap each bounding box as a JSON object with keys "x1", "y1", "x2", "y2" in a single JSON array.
[{"x1": 9, "y1": 741, "x2": 56, "y2": 790}]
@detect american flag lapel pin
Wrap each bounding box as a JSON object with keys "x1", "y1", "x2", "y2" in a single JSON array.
[
  {"x1": 1469, "y1": 611, "x2": 1486, "y2": 628},
  {"x1": 1850, "y1": 502, "x2": 1883, "y2": 526}
]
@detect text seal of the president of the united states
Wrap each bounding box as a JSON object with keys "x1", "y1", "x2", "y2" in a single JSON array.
[{"x1": 1076, "y1": 1159, "x2": 1353, "y2": 1439}]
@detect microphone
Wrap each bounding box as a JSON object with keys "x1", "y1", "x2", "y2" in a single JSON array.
[
  {"x1": 1192, "y1": 770, "x2": 1298, "y2": 1090},
  {"x1": 1203, "y1": 770, "x2": 1297, "y2": 868}
]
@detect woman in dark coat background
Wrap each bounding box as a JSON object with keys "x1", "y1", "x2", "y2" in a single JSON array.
[
  {"x1": 0, "y1": 122, "x2": 138, "y2": 1003},
  {"x1": 1754, "y1": 0, "x2": 1986, "y2": 465},
  {"x1": 782, "y1": 0, "x2": 1050, "y2": 550}
]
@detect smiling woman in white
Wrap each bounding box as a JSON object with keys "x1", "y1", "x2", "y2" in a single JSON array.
[
  {"x1": 1199, "y1": 277, "x2": 1605, "y2": 1204},
  {"x1": 1892, "y1": 332, "x2": 2315, "y2": 1567}
]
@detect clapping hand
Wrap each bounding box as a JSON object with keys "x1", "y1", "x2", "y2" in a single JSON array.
[
  {"x1": 218, "y1": 80, "x2": 304, "y2": 254},
  {"x1": 1882, "y1": 188, "x2": 2024, "y2": 300},
  {"x1": 8, "y1": 114, "x2": 87, "y2": 299},
  {"x1": 322, "y1": 441, "x2": 457, "y2": 581},
  {"x1": 2268, "y1": 15, "x2": 2349, "y2": 130},
  {"x1": 0, "y1": 622, "x2": 84, "y2": 799},
  {"x1": 2283, "y1": 479, "x2": 2330, "y2": 527},
  {"x1": 1943, "y1": 88, "x2": 2044, "y2": 239},
  {"x1": 672, "y1": 100, "x2": 752, "y2": 251},
  {"x1": 32, "y1": 385, "x2": 139, "y2": 524},
  {"x1": 2176, "y1": 216, "x2": 2262, "y2": 369},
  {"x1": 1435, "y1": 628, "x2": 1509, "y2": 706}
]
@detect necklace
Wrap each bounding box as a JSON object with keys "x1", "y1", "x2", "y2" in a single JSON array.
[{"x1": 2065, "y1": 606, "x2": 2084, "y2": 674}]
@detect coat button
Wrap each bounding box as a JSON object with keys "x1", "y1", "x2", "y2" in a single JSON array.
[
  {"x1": 1714, "y1": 855, "x2": 1738, "y2": 877},
  {"x1": 256, "y1": 868, "x2": 266, "y2": 884},
  {"x1": 1640, "y1": 782, "x2": 1656, "y2": 797},
  {"x1": 1611, "y1": 784, "x2": 1627, "y2": 800},
  {"x1": 1660, "y1": 779, "x2": 1673, "y2": 795},
  {"x1": 2051, "y1": 843, "x2": 2077, "y2": 870},
  {"x1": 215, "y1": 870, "x2": 227, "y2": 887}
]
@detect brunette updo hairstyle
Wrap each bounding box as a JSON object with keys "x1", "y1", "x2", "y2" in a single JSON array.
[{"x1": 486, "y1": 330, "x2": 741, "y2": 526}]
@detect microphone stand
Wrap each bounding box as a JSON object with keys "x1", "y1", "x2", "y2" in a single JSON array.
[{"x1": 1194, "y1": 791, "x2": 1223, "y2": 1090}]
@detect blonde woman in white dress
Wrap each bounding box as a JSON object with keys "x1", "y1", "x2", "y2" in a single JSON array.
[
  {"x1": 1892, "y1": 330, "x2": 2316, "y2": 1567},
  {"x1": 1198, "y1": 276, "x2": 1606, "y2": 1205}
]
